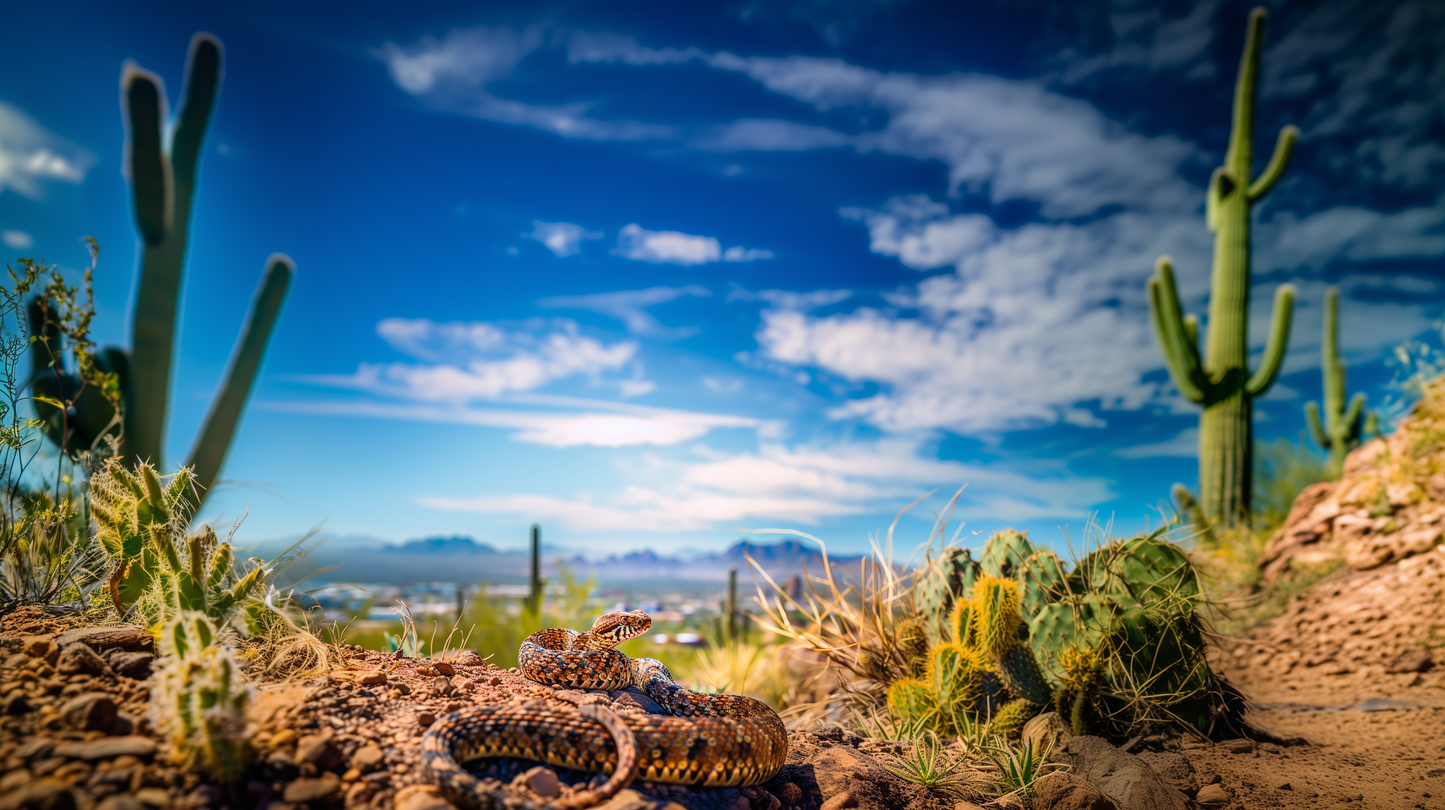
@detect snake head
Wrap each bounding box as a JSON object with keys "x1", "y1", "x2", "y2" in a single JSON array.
[{"x1": 589, "y1": 610, "x2": 652, "y2": 644}]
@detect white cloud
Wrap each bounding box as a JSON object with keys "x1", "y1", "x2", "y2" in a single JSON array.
[
  {"x1": 728, "y1": 286, "x2": 853, "y2": 311},
  {"x1": 374, "y1": 25, "x2": 676, "y2": 142},
  {"x1": 693, "y1": 119, "x2": 852, "y2": 152},
  {"x1": 0, "y1": 101, "x2": 95, "y2": 198},
  {"x1": 417, "y1": 437, "x2": 1115, "y2": 532},
  {"x1": 615, "y1": 223, "x2": 721, "y2": 265},
  {"x1": 538, "y1": 285, "x2": 711, "y2": 338},
  {"x1": 1, "y1": 230, "x2": 32, "y2": 250},
  {"x1": 307, "y1": 317, "x2": 639, "y2": 402},
  {"x1": 527, "y1": 221, "x2": 602, "y2": 257},
  {"x1": 722, "y1": 246, "x2": 774, "y2": 262},
  {"x1": 1257, "y1": 196, "x2": 1445, "y2": 271},
  {"x1": 262, "y1": 398, "x2": 753, "y2": 448},
  {"x1": 1113, "y1": 427, "x2": 1198, "y2": 458},
  {"x1": 1053, "y1": 0, "x2": 1222, "y2": 84}
]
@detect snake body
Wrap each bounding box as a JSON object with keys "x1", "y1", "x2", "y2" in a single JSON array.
[{"x1": 421, "y1": 611, "x2": 788, "y2": 809}]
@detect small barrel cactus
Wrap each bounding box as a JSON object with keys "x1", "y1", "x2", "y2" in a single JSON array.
[{"x1": 151, "y1": 611, "x2": 251, "y2": 782}]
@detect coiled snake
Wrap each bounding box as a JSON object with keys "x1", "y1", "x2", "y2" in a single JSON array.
[{"x1": 421, "y1": 611, "x2": 788, "y2": 809}]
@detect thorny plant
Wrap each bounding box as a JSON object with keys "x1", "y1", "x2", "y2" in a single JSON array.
[
  {"x1": 747, "y1": 487, "x2": 970, "y2": 722},
  {"x1": 981, "y1": 732, "x2": 1061, "y2": 799},
  {"x1": 879, "y1": 728, "x2": 978, "y2": 799},
  {"x1": 0, "y1": 242, "x2": 118, "y2": 606},
  {"x1": 690, "y1": 637, "x2": 799, "y2": 711}
]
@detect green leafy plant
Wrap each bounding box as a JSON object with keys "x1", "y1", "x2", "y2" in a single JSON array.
[
  {"x1": 880, "y1": 729, "x2": 977, "y2": 798},
  {"x1": 1, "y1": 250, "x2": 110, "y2": 607},
  {"x1": 151, "y1": 610, "x2": 251, "y2": 782},
  {"x1": 28, "y1": 34, "x2": 292, "y2": 513},
  {"x1": 981, "y1": 732, "x2": 1060, "y2": 800},
  {"x1": 1147, "y1": 7, "x2": 1299, "y2": 528}
]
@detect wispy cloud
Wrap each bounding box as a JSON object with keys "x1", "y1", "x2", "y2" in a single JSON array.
[
  {"x1": 1052, "y1": 0, "x2": 1222, "y2": 84},
  {"x1": 261, "y1": 398, "x2": 755, "y2": 448},
  {"x1": 538, "y1": 285, "x2": 711, "y2": 338},
  {"x1": 1, "y1": 230, "x2": 32, "y2": 250},
  {"x1": 728, "y1": 286, "x2": 853, "y2": 311},
  {"x1": 615, "y1": 223, "x2": 720, "y2": 265},
  {"x1": 417, "y1": 437, "x2": 1115, "y2": 532},
  {"x1": 304, "y1": 317, "x2": 640, "y2": 402},
  {"x1": 0, "y1": 101, "x2": 94, "y2": 198},
  {"x1": 1113, "y1": 427, "x2": 1198, "y2": 458},
  {"x1": 527, "y1": 221, "x2": 603, "y2": 257}
]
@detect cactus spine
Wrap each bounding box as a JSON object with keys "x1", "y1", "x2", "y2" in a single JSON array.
[
  {"x1": 1148, "y1": 7, "x2": 1299, "y2": 528},
  {"x1": 28, "y1": 33, "x2": 292, "y2": 512},
  {"x1": 1305, "y1": 287, "x2": 1375, "y2": 474},
  {"x1": 151, "y1": 611, "x2": 251, "y2": 782}
]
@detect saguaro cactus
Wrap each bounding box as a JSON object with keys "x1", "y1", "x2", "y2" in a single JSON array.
[
  {"x1": 1148, "y1": 8, "x2": 1299, "y2": 527},
  {"x1": 28, "y1": 33, "x2": 292, "y2": 512},
  {"x1": 1305, "y1": 287, "x2": 1374, "y2": 474}
]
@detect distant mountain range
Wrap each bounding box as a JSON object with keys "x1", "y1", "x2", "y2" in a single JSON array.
[{"x1": 271, "y1": 534, "x2": 877, "y2": 588}]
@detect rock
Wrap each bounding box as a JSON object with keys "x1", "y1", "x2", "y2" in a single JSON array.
[
  {"x1": 0, "y1": 779, "x2": 79, "y2": 810},
  {"x1": 518, "y1": 766, "x2": 559, "y2": 797},
  {"x1": 283, "y1": 772, "x2": 342, "y2": 803},
  {"x1": 416, "y1": 711, "x2": 437, "y2": 728},
  {"x1": 96, "y1": 796, "x2": 145, "y2": 810},
  {"x1": 394, "y1": 785, "x2": 457, "y2": 810},
  {"x1": 107, "y1": 652, "x2": 154, "y2": 680},
  {"x1": 269, "y1": 728, "x2": 298, "y2": 748},
  {"x1": 295, "y1": 731, "x2": 343, "y2": 770},
  {"x1": 350, "y1": 743, "x2": 384, "y2": 773},
  {"x1": 55, "y1": 627, "x2": 150, "y2": 652},
  {"x1": 452, "y1": 650, "x2": 485, "y2": 667},
  {"x1": 56, "y1": 643, "x2": 112, "y2": 678},
  {"x1": 1022, "y1": 711, "x2": 1071, "y2": 754},
  {"x1": 778, "y1": 782, "x2": 803, "y2": 806},
  {"x1": 432, "y1": 662, "x2": 455, "y2": 676},
  {"x1": 59, "y1": 692, "x2": 117, "y2": 731},
  {"x1": 357, "y1": 670, "x2": 388, "y2": 686},
  {"x1": 1218, "y1": 739, "x2": 1254, "y2": 754},
  {"x1": 984, "y1": 795, "x2": 1026, "y2": 810},
  {"x1": 16, "y1": 737, "x2": 57, "y2": 760},
  {"x1": 21, "y1": 635, "x2": 58, "y2": 662},
  {"x1": 819, "y1": 793, "x2": 858, "y2": 810},
  {"x1": 1385, "y1": 649, "x2": 1435, "y2": 674},
  {"x1": 1028, "y1": 771, "x2": 1113, "y2": 810},
  {"x1": 592, "y1": 790, "x2": 658, "y2": 810},
  {"x1": 1062, "y1": 736, "x2": 1188, "y2": 810},
  {"x1": 133, "y1": 788, "x2": 170, "y2": 807},
  {"x1": 1195, "y1": 783, "x2": 1229, "y2": 806},
  {"x1": 1134, "y1": 751, "x2": 1198, "y2": 796},
  {"x1": 52, "y1": 737, "x2": 158, "y2": 761}
]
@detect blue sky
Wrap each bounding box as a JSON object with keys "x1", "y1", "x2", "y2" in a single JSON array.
[{"x1": 2, "y1": 0, "x2": 1442, "y2": 557}]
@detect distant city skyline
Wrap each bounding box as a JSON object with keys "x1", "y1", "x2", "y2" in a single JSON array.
[{"x1": 3, "y1": 0, "x2": 1442, "y2": 556}]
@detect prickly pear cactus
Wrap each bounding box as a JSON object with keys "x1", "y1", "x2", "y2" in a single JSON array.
[
  {"x1": 972, "y1": 575, "x2": 1052, "y2": 707},
  {"x1": 978, "y1": 529, "x2": 1036, "y2": 581},
  {"x1": 151, "y1": 611, "x2": 251, "y2": 782},
  {"x1": 913, "y1": 545, "x2": 981, "y2": 638}
]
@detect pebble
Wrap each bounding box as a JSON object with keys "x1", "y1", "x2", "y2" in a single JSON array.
[
  {"x1": 59, "y1": 692, "x2": 116, "y2": 731},
  {"x1": 351, "y1": 743, "x2": 385, "y2": 773},
  {"x1": 96, "y1": 795, "x2": 146, "y2": 810},
  {"x1": 432, "y1": 662, "x2": 455, "y2": 676},
  {"x1": 134, "y1": 787, "x2": 171, "y2": 807},
  {"x1": 52, "y1": 737, "x2": 158, "y2": 761},
  {"x1": 519, "y1": 766, "x2": 560, "y2": 797},
  {"x1": 819, "y1": 791, "x2": 858, "y2": 810},
  {"x1": 1196, "y1": 783, "x2": 1230, "y2": 806},
  {"x1": 394, "y1": 784, "x2": 458, "y2": 810},
  {"x1": 357, "y1": 671, "x2": 388, "y2": 686},
  {"x1": 57, "y1": 644, "x2": 112, "y2": 678},
  {"x1": 1219, "y1": 738, "x2": 1255, "y2": 754},
  {"x1": 283, "y1": 773, "x2": 342, "y2": 802},
  {"x1": 416, "y1": 712, "x2": 437, "y2": 728}
]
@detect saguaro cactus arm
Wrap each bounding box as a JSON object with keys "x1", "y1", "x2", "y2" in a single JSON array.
[
  {"x1": 1147, "y1": 257, "x2": 1211, "y2": 404},
  {"x1": 1245, "y1": 283, "x2": 1296, "y2": 397},
  {"x1": 126, "y1": 33, "x2": 223, "y2": 468},
  {"x1": 1247, "y1": 126, "x2": 1300, "y2": 202},
  {"x1": 1304, "y1": 401, "x2": 1329, "y2": 448},
  {"x1": 183, "y1": 255, "x2": 293, "y2": 507}
]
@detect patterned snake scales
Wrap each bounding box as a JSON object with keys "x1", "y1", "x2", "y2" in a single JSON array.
[{"x1": 420, "y1": 610, "x2": 788, "y2": 809}]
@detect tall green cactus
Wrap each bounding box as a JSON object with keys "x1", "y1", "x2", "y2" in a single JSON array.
[
  {"x1": 28, "y1": 33, "x2": 292, "y2": 512},
  {"x1": 1147, "y1": 7, "x2": 1299, "y2": 528},
  {"x1": 1305, "y1": 287, "x2": 1375, "y2": 474}
]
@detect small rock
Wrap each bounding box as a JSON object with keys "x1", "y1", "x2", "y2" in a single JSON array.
[
  {"x1": 1277, "y1": 782, "x2": 1293, "y2": 790},
  {"x1": 59, "y1": 692, "x2": 117, "y2": 731},
  {"x1": 1218, "y1": 738, "x2": 1254, "y2": 754},
  {"x1": 96, "y1": 796, "x2": 145, "y2": 810},
  {"x1": 21, "y1": 635, "x2": 57, "y2": 661},
  {"x1": 432, "y1": 662, "x2": 456, "y2": 676},
  {"x1": 0, "y1": 780, "x2": 80, "y2": 810},
  {"x1": 416, "y1": 712, "x2": 437, "y2": 728},
  {"x1": 16, "y1": 737, "x2": 56, "y2": 760},
  {"x1": 1022, "y1": 711, "x2": 1071, "y2": 753},
  {"x1": 351, "y1": 743, "x2": 384, "y2": 773},
  {"x1": 819, "y1": 792, "x2": 857, "y2": 810},
  {"x1": 1196, "y1": 783, "x2": 1230, "y2": 806},
  {"x1": 357, "y1": 670, "x2": 388, "y2": 686},
  {"x1": 519, "y1": 766, "x2": 559, "y2": 797},
  {"x1": 1385, "y1": 650, "x2": 1434, "y2": 674},
  {"x1": 133, "y1": 787, "x2": 170, "y2": 807},
  {"x1": 778, "y1": 782, "x2": 803, "y2": 806},
  {"x1": 487, "y1": 676, "x2": 502, "y2": 686},
  {"x1": 107, "y1": 652, "x2": 154, "y2": 680},
  {"x1": 295, "y1": 731, "x2": 343, "y2": 770},
  {"x1": 591, "y1": 790, "x2": 662, "y2": 810},
  {"x1": 1029, "y1": 771, "x2": 1112, "y2": 810},
  {"x1": 0, "y1": 770, "x2": 32, "y2": 792},
  {"x1": 269, "y1": 728, "x2": 298, "y2": 748},
  {"x1": 283, "y1": 772, "x2": 342, "y2": 803},
  {"x1": 451, "y1": 651, "x2": 484, "y2": 667},
  {"x1": 393, "y1": 784, "x2": 458, "y2": 810},
  {"x1": 52, "y1": 737, "x2": 157, "y2": 761},
  {"x1": 57, "y1": 644, "x2": 112, "y2": 678}
]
